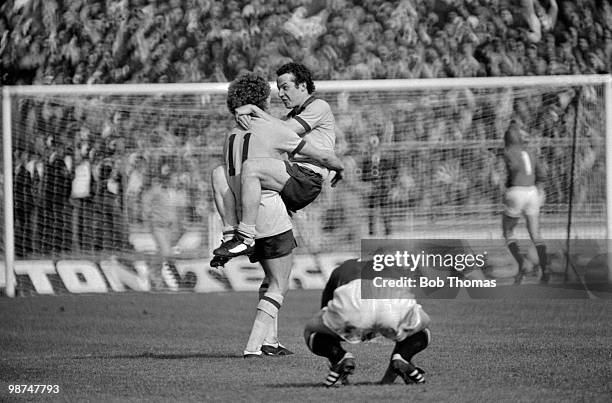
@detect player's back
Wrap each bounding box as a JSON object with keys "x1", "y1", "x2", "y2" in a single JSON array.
[
  {"x1": 223, "y1": 122, "x2": 297, "y2": 238},
  {"x1": 321, "y1": 259, "x2": 423, "y2": 343},
  {"x1": 321, "y1": 259, "x2": 363, "y2": 308},
  {"x1": 504, "y1": 145, "x2": 538, "y2": 187},
  {"x1": 223, "y1": 117, "x2": 305, "y2": 192},
  {"x1": 244, "y1": 118, "x2": 304, "y2": 160},
  {"x1": 322, "y1": 259, "x2": 417, "y2": 307}
]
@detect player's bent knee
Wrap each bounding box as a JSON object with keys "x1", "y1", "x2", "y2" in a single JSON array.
[
  {"x1": 395, "y1": 329, "x2": 431, "y2": 359},
  {"x1": 260, "y1": 256, "x2": 293, "y2": 295},
  {"x1": 419, "y1": 308, "x2": 431, "y2": 330},
  {"x1": 304, "y1": 327, "x2": 315, "y2": 347},
  {"x1": 304, "y1": 311, "x2": 334, "y2": 345},
  {"x1": 421, "y1": 328, "x2": 431, "y2": 348},
  {"x1": 257, "y1": 292, "x2": 284, "y2": 318}
]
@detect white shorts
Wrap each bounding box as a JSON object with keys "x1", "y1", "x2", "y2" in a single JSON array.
[
  {"x1": 503, "y1": 186, "x2": 543, "y2": 218},
  {"x1": 321, "y1": 281, "x2": 430, "y2": 344}
]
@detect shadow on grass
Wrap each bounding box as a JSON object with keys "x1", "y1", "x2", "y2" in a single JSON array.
[
  {"x1": 72, "y1": 352, "x2": 242, "y2": 359},
  {"x1": 270, "y1": 381, "x2": 380, "y2": 388}
]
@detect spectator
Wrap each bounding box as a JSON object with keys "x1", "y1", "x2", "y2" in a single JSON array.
[
  {"x1": 125, "y1": 152, "x2": 148, "y2": 225},
  {"x1": 14, "y1": 150, "x2": 35, "y2": 257},
  {"x1": 2, "y1": 0, "x2": 609, "y2": 85},
  {"x1": 41, "y1": 137, "x2": 72, "y2": 253},
  {"x1": 525, "y1": 42, "x2": 548, "y2": 75},
  {"x1": 70, "y1": 140, "x2": 95, "y2": 252},
  {"x1": 141, "y1": 157, "x2": 188, "y2": 291},
  {"x1": 535, "y1": 0, "x2": 558, "y2": 34},
  {"x1": 93, "y1": 157, "x2": 116, "y2": 250},
  {"x1": 2, "y1": 0, "x2": 610, "y2": 256},
  {"x1": 360, "y1": 134, "x2": 398, "y2": 236}
]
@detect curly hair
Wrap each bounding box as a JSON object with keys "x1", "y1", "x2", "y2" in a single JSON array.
[
  {"x1": 226, "y1": 72, "x2": 271, "y2": 114},
  {"x1": 276, "y1": 62, "x2": 315, "y2": 94}
]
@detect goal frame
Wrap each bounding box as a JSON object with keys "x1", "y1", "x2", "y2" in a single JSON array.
[{"x1": 3, "y1": 74, "x2": 612, "y2": 297}]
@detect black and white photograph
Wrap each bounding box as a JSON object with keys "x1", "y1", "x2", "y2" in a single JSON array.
[{"x1": 1, "y1": 0, "x2": 611, "y2": 401}]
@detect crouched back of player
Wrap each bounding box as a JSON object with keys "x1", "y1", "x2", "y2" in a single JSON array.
[{"x1": 304, "y1": 259, "x2": 431, "y2": 387}]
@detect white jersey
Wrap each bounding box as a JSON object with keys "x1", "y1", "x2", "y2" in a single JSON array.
[
  {"x1": 223, "y1": 119, "x2": 305, "y2": 238},
  {"x1": 320, "y1": 259, "x2": 430, "y2": 343}
]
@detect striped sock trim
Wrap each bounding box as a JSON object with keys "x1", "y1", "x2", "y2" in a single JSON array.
[
  {"x1": 410, "y1": 370, "x2": 425, "y2": 383},
  {"x1": 222, "y1": 227, "x2": 236, "y2": 242},
  {"x1": 257, "y1": 293, "x2": 283, "y2": 317},
  {"x1": 391, "y1": 354, "x2": 425, "y2": 383},
  {"x1": 237, "y1": 222, "x2": 256, "y2": 242},
  {"x1": 324, "y1": 353, "x2": 355, "y2": 387},
  {"x1": 324, "y1": 371, "x2": 340, "y2": 386},
  {"x1": 260, "y1": 296, "x2": 281, "y2": 309}
]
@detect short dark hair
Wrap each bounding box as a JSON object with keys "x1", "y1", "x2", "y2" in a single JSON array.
[
  {"x1": 276, "y1": 62, "x2": 316, "y2": 94},
  {"x1": 226, "y1": 72, "x2": 271, "y2": 114}
]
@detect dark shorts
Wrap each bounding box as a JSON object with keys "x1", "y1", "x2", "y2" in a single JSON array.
[
  {"x1": 249, "y1": 229, "x2": 298, "y2": 263},
  {"x1": 280, "y1": 161, "x2": 323, "y2": 212}
]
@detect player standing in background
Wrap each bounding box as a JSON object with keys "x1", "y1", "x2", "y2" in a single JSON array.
[
  {"x1": 211, "y1": 62, "x2": 339, "y2": 262},
  {"x1": 221, "y1": 72, "x2": 343, "y2": 357},
  {"x1": 502, "y1": 120, "x2": 549, "y2": 284},
  {"x1": 303, "y1": 258, "x2": 431, "y2": 387},
  {"x1": 141, "y1": 157, "x2": 186, "y2": 291}
]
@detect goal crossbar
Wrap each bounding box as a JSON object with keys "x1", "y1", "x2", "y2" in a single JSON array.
[{"x1": 4, "y1": 74, "x2": 611, "y2": 95}]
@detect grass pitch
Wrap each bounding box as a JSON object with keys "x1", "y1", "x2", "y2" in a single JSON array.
[{"x1": 1, "y1": 291, "x2": 611, "y2": 402}]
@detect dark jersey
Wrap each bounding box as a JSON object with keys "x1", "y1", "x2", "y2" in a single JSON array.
[
  {"x1": 320, "y1": 259, "x2": 364, "y2": 308},
  {"x1": 504, "y1": 145, "x2": 544, "y2": 187}
]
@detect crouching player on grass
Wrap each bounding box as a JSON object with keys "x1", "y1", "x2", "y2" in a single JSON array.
[
  {"x1": 502, "y1": 120, "x2": 549, "y2": 284},
  {"x1": 304, "y1": 259, "x2": 431, "y2": 387}
]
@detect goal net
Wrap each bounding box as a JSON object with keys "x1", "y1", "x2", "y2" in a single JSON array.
[{"x1": 2, "y1": 75, "x2": 611, "y2": 295}]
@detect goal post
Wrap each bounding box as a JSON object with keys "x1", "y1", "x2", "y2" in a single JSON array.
[
  {"x1": 606, "y1": 77, "x2": 612, "y2": 281},
  {"x1": 2, "y1": 74, "x2": 612, "y2": 296},
  {"x1": 3, "y1": 86, "x2": 16, "y2": 297}
]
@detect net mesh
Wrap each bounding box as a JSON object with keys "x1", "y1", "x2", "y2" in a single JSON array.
[
  {"x1": 299, "y1": 83, "x2": 606, "y2": 253},
  {"x1": 3, "y1": 81, "x2": 607, "y2": 264}
]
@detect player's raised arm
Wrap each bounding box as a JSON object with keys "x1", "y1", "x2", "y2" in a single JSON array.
[
  {"x1": 235, "y1": 104, "x2": 269, "y2": 121},
  {"x1": 235, "y1": 104, "x2": 308, "y2": 135}
]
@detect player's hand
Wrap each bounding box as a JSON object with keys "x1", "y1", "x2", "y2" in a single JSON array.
[
  {"x1": 235, "y1": 104, "x2": 255, "y2": 116},
  {"x1": 235, "y1": 113, "x2": 251, "y2": 130},
  {"x1": 331, "y1": 170, "x2": 343, "y2": 187}
]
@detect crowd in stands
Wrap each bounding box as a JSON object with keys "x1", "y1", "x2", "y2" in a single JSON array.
[
  {"x1": 1, "y1": 0, "x2": 609, "y2": 254},
  {"x1": 1, "y1": 0, "x2": 611, "y2": 85}
]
